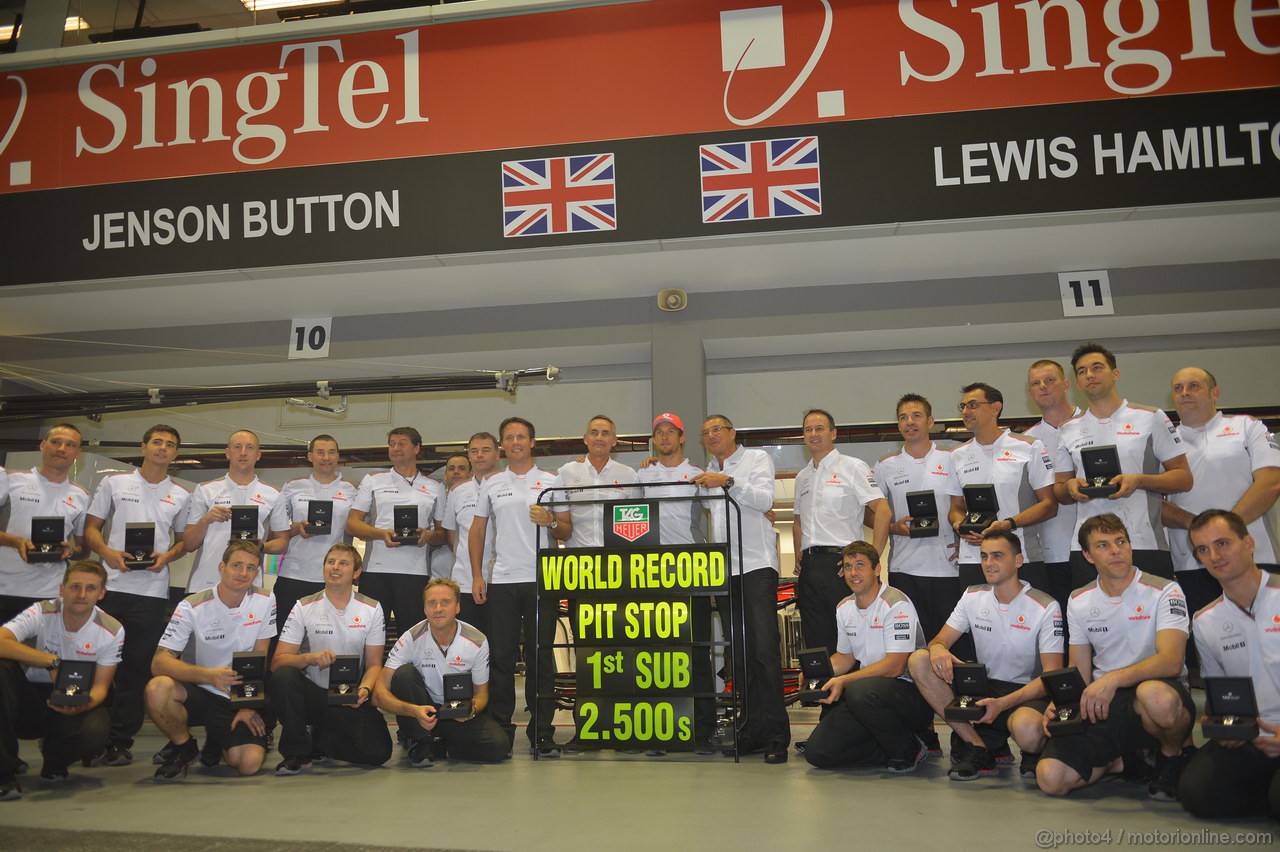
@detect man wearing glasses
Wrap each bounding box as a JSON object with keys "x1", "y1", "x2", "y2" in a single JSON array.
[{"x1": 946, "y1": 383, "x2": 1057, "y2": 591}]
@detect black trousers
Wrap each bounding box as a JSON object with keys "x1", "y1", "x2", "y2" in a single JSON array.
[
  {"x1": 389, "y1": 665, "x2": 507, "y2": 762},
  {"x1": 724, "y1": 569, "x2": 789, "y2": 750},
  {"x1": 890, "y1": 572, "x2": 970, "y2": 661},
  {"x1": 271, "y1": 576, "x2": 324, "y2": 632},
  {"x1": 357, "y1": 572, "x2": 427, "y2": 639},
  {"x1": 0, "y1": 595, "x2": 39, "y2": 629},
  {"x1": 98, "y1": 590, "x2": 167, "y2": 749},
  {"x1": 459, "y1": 595, "x2": 489, "y2": 635},
  {"x1": 1178, "y1": 739, "x2": 1280, "y2": 820},
  {"x1": 797, "y1": 550, "x2": 846, "y2": 655},
  {"x1": 804, "y1": 676, "x2": 933, "y2": 769},
  {"x1": 269, "y1": 666, "x2": 391, "y2": 766},
  {"x1": 487, "y1": 582, "x2": 558, "y2": 748},
  {"x1": 0, "y1": 660, "x2": 109, "y2": 776}
]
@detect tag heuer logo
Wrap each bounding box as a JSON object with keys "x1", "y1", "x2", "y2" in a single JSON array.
[{"x1": 613, "y1": 504, "x2": 650, "y2": 542}]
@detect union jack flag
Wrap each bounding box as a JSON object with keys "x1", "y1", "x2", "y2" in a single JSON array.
[
  {"x1": 699, "y1": 136, "x2": 821, "y2": 223},
  {"x1": 501, "y1": 153, "x2": 617, "y2": 238}
]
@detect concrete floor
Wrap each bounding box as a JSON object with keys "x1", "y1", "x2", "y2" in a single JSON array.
[{"x1": 0, "y1": 703, "x2": 1275, "y2": 852}]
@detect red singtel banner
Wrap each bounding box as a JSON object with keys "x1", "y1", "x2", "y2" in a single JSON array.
[{"x1": 0, "y1": 0, "x2": 1276, "y2": 194}]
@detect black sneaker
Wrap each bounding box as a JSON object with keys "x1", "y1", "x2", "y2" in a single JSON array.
[
  {"x1": 1148, "y1": 746, "x2": 1195, "y2": 802},
  {"x1": 992, "y1": 742, "x2": 1015, "y2": 765},
  {"x1": 949, "y1": 738, "x2": 974, "y2": 766},
  {"x1": 644, "y1": 749, "x2": 667, "y2": 757},
  {"x1": 948, "y1": 746, "x2": 997, "y2": 781},
  {"x1": 1019, "y1": 750, "x2": 1041, "y2": 778},
  {"x1": 0, "y1": 779, "x2": 20, "y2": 801},
  {"x1": 920, "y1": 727, "x2": 942, "y2": 757},
  {"x1": 536, "y1": 745, "x2": 562, "y2": 759},
  {"x1": 793, "y1": 740, "x2": 807, "y2": 754},
  {"x1": 152, "y1": 741, "x2": 177, "y2": 765},
  {"x1": 275, "y1": 756, "x2": 311, "y2": 776},
  {"x1": 886, "y1": 738, "x2": 928, "y2": 774},
  {"x1": 307, "y1": 749, "x2": 330, "y2": 765},
  {"x1": 408, "y1": 739, "x2": 435, "y2": 768},
  {"x1": 198, "y1": 739, "x2": 221, "y2": 768},
  {"x1": 99, "y1": 744, "x2": 132, "y2": 767},
  {"x1": 154, "y1": 739, "x2": 199, "y2": 783},
  {"x1": 14, "y1": 760, "x2": 27, "y2": 775},
  {"x1": 39, "y1": 763, "x2": 69, "y2": 785},
  {"x1": 1118, "y1": 749, "x2": 1153, "y2": 784}
]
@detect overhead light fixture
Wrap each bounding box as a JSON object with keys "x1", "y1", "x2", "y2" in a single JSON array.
[
  {"x1": 241, "y1": 0, "x2": 345, "y2": 11},
  {"x1": 0, "y1": 16, "x2": 88, "y2": 41}
]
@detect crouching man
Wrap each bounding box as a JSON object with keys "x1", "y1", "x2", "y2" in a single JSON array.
[
  {"x1": 374, "y1": 578, "x2": 507, "y2": 766},
  {"x1": 145, "y1": 541, "x2": 276, "y2": 781}
]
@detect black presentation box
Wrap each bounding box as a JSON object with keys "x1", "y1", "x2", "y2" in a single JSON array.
[
  {"x1": 794, "y1": 647, "x2": 834, "y2": 706},
  {"x1": 1080, "y1": 445, "x2": 1122, "y2": 498},
  {"x1": 230, "y1": 651, "x2": 267, "y2": 709},
  {"x1": 944, "y1": 662, "x2": 990, "y2": 722},
  {"x1": 229, "y1": 505, "x2": 260, "y2": 544},
  {"x1": 306, "y1": 500, "x2": 333, "y2": 535},
  {"x1": 906, "y1": 490, "x2": 940, "y2": 538},
  {"x1": 1042, "y1": 667, "x2": 1088, "y2": 736},
  {"x1": 437, "y1": 673, "x2": 473, "y2": 719},
  {"x1": 958, "y1": 485, "x2": 998, "y2": 536},
  {"x1": 123, "y1": 523, "x2": 156, "y2": 569},
  {"x1": 1203, "y1": 677, "x2": 1260, "y2": 740},
  {"x1": 50, "y1": 660, "x2": 96, "y2": 707},
  {"x1": 392, "y1": 505, "x2": 419, "y2": 546},
  {"x1": 327, "y1": 655, "x2": 361, "y2": 705},
  {"x1": 28, "y1": 516, "x2": 65, "y2": 563}
]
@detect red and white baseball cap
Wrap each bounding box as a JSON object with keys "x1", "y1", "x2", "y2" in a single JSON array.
[{"x1": 652, "y1": 412, "x2": 684, "y2": 433}]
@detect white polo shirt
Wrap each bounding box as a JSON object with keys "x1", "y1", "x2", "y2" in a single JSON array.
[
  {"x1": 1169, "y1": 413, "x2": 1280, "y2": 571},
  {"x1": 1192, "y1": 571, "x2": 1280, "y2": 725},
  {"x1": 794, "y1": 449, "x2": 882, "y2": 550},
  {"x1": 186, "y1": 476, "x2": 287, "y2": 592},
  {"x1": 442, "y1": 478, "x2": 494, "y2": 593},
  {"x1": 1055, "y1": 401, "x2": 1186, "y2": 552},
  {"x1": 705, "y1": 446, "x2": 778, "y2": 576},
  {"x1": 556, "y1": 458, "x2": 638, "y2": 548},
  {"x1": 3, "y1": 600, "x2": 123, "y2": 684},
  {"x1": 385, "y1": 618, "x2": 490, "y2": 706},
  {"x1": 1023, "y1": 410, "x2": 1081, "y2": 564},
  {"x1": 87, "y1": 471, "x2": 191, "y2": 600},
  {"x1": 835, "y1": 585, "x2": 924, "y2": 681},
  {"x1": 474, "y1": 466, "x2": 561, "y2": 585},
  {"x1": 0, "y1": 469, "x2": 91, "y2": 599},
  {"x1": 946, "y1": 581, "x2": 1064, "y2": 684},
  {"x1": 635, "y1": 458, "x2": 705, "y2": 546},
  {"x1": 1067, "y1": 569, "x2": 1189, "y2": 680},
  {"x1": 948, "y1": 430, "x2": 1055, "y2": 564},
  {"x1": 159, "y1": 586, "x2": 277, "y2": 697},
  {"x1": 279, "y1": 590, "x2": 385, "y2": 689},
  {"x1": 277, "y1": 475, "x2": 356, "y2": 583},
  {"x1": 875, "y1": 444, "x2": 959, "y2": 578},
  {"x1": 352, "y1": 470, "x2": 445, "y2": 577}
]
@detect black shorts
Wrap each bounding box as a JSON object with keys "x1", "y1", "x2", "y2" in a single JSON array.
[
  {"x1": 975, "y1": 678, "x2": 1049, "y2": 748},
  {"x1": 1041, "y1": 678, "x2": 1194, "y2": 782},
  {"x1": 183, "y1": 685, "x2": 269, "y2": 752}
]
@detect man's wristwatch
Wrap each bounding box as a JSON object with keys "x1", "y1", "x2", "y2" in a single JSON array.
[
  {"x1": 723, "y1": 476, "x2": 735, "y2": 489},
  {"x1": 46, "y1": 654, "x2": 60, "y2": 671},
  {"x1": 548, "y1": 519, "x2": 559, "y2": 530},
  {"x1": 1006, "y1": 517, "x2": 1018, "y2": 531}
]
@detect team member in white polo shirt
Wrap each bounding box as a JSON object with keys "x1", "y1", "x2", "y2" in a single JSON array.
[
  {"x1": 635, "y1": 413, "x2": 713, "y2": 752},
  {"x1": 557, "y1": 415, "x2": 638, "y2": 549},
  {"x1": 794, "y1": 408, "x2": 890, "y2": 657},
  {"x1": 0, "y1": 424, "x2": 91, "y2": 626},
  {"x1": 469, "y1": 417, "x2": 571, "y2": 756},
  {"x1": 0, "y1": 561, "x2": 122, "y2": 798},
  {"x1": 909, "y1": 530, "x2": 1063, "y2": 781},
  {"x1": 271, "y1": 542, "x2": 391, "y2": 775},
  {"x1": 146, "y1": 541, "x2": 277, "y2": 781},
  {"x1": 443, "y1": 433, "x2": 499, "y2": 633},
  {"x1": 694, "y1": 414, "x2": 789, "y2": 764},
  {"x1": 636, "y1": 413, "x2": 704, "y2": 546},
  {"x1": 1053, "y1": 343, "x2": 1191, "y2": 588},
  {"x1": 1037, "y1": 514, "x2": 1195, "y2": 801},
  {"x1": 83, "y1": 424, "x2": 190, "y2": 767},
  {"x1": 274, "y1": 435, "x2": 356, "y2": 631},
  {"x1": 1178, "y1": 509, "x2": 1280, "y2": 819},
  {"x1": 1024, "y1": 360, "x2": 1083, "y2": 620},
  {"x1": 1163, "y1": 368, "x2": 1280, "y2": 617},
  {"x1": 347, "y1": 427, "x2": 446, "y2": 636},
  {"x1": 947, "y1": 383, "x2": 1057, "y2": 592},
  {"x1": 376, "y1": 578, "x2": 507, "y2": 766},
  {"x1": 431, "y1": 453, "x2": 472, "y2": 581},
  {"x1": 875, "y1": 394, "x2": 963, "y2": 651},
  {"x1": 804, "y1": 541, "x2": 931, "y2": 772},
  {"x1": 183, "y1": 430, "x2": 288, "y2": 592}
]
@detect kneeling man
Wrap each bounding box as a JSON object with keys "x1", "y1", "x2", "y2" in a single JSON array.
[
  {"x1": 1037, "y1": 514, "x2": 1194, "y2": 800},
  {"x1": 270, "y1": 543, "x2": 392, "y2": 774},
  {"x1": 909, "y1": 530, "x2": 1063, "y2": 781},
  {"x1": 374, "y1": 578, "x2": 507, "y2": 766},
  {"x1": 804, "y1": 542, "x2": 932, "y2": 772},
  {"x1": 145, "y1": 541, "x2": 276, "y2": 781}
]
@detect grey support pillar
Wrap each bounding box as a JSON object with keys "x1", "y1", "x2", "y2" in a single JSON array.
[
  {"x1": 649, "y1": 305, "x2": 706, "y2": 438},
  {"x1": 15, "y1": 2, "x2": 70, "y2": 53}
]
